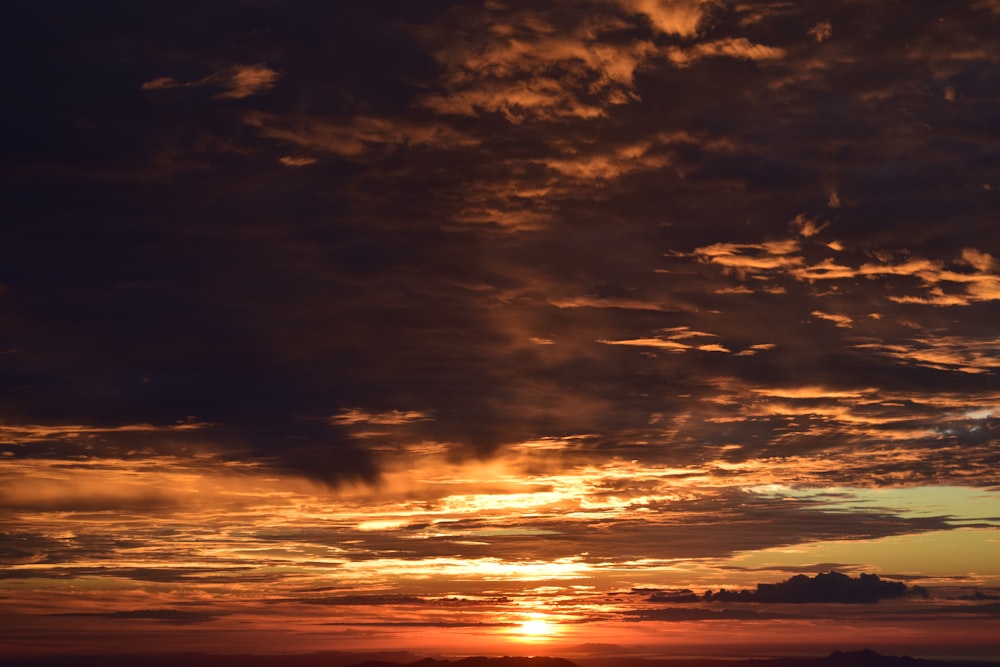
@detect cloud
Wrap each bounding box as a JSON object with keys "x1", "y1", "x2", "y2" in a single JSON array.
[
  {"x1": 701, "y1": 572, "x2": 912, "y2": 604},
  {"x1": 690, "y1": 240, "x2": 803, "y2": 276},
  {"x1": 750, "y1": 387, "x2": 874, "y2": 400},
  {"x1": 809, "y1": 21, "x2": 833, "y2": 43},
  {"x1": 811, "y1": 310, "x2": 853, "y2": 328},
  {"x1": 213, "y1": 64, "x2": 282, "y2": 99},
  {"x1": 974, "y1": 0, "x2": 1000, "y2": 14},
  {"x1": 791, "y1": 214, "x2": 828, "y2": 238},
  {"x1": 52, "y1": 609, "x2": 222, "y2": 625},
  {"x1": 667, "y1": 38, "x2": 786, "y2": 67},
  {"x1": 278, "y1": 155, "x2": 317, "y2": 167},
  {"x1": 542, "y1": 138, "x2": 673, "y2": 181},
  {"x1": 302, "y1": 594, "x2": 429, "y2": 606},
  {"x1": 416, "y1": 2, "x2": 779, "y2": 124},
  {"x1": 0, "y1": 420, "x2": 210, "y2": 444},
  {"x1": 419, "y1": 79, "x2": 611, "y2": 123},
  {"x1": 614, "y1": 0, "x2": 714, "y2": 37},
  {"x1": 961, "y1": 248, "x2": 997, "y2": 272},
  {"x1": 140, "y1": 64, "x2": 280, "y2": 99},
  {"x1": 686, "y1": 229, "x2": 1000, "y2": 306},
  {"x1": 548, "y1": 295, "x2": 672, "y2": 311},
  {"x1": 440, "y1": 128, "x2": 735, "y2": 232},
  {"x1": 451, "y1": 206, "x2": 552, "y2": 231},
  {"x1": 598, "y1": 326, "x2": 741, "y2": 353},
  {"x1": 599, "y1": 337, "x2": 698, "y2": 351},
  {"x1": 138, "y1": 76, "x2": 181, "y2": 91},
  {"x1": 854, "y1": 337, "x2": 1000, "y2": 375},
  {"x1": 245, "y1": 113, "x2": 480, "y2": 159},
  {"x1": 332, "y1": 408, "x2": 434, "y2": 426}
]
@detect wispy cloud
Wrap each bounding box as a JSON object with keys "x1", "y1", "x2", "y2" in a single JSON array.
[
  {"x1": 245, "y1": 113, "x2": 480, "y2": 159},
  {"x1": 141, "y1": 64, "x2": 280, "y2": 99}
]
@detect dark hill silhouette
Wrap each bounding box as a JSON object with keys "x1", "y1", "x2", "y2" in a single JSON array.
[
  {"x1": 821, "y1": 649, "x2": 923, "y2": 666},
  {"x1": 576, "y1": 649, "x2": 998, "y2": 667}
]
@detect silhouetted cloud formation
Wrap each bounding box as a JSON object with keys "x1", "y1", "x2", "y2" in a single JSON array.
[{"x1": 698, "y1": 572, "x2": 914, "y2": 603}]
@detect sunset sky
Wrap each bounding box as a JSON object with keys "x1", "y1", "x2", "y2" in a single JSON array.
[{"x1": 2, "y1": 0, "x2": 1000, "y2": 661}]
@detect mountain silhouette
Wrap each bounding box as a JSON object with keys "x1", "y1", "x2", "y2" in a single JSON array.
[
  {"x1": 575, "y1": 649, "x2": 996, "y2": 667},
  {"x1": 818, "y1": 649, "x2": 928, "y2": 667}
]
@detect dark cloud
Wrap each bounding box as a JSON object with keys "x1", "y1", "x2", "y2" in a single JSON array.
[
  {"x1": 700, "y1": 572, "x2": 913, "y2": 604},
  {"x1": 3, "y1": 0, "x2": 999, "y2": 487}
]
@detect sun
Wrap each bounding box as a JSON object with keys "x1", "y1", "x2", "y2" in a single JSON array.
[
  {"x1": 513, "y1": 613, "x2": 558, "y2": 642},
  {"x1": 520, "y1": 618, "x2": 552, "y2": 636}
]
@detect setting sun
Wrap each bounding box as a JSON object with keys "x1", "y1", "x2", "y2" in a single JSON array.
[
  {"x1": 520, "y1": 619, "x2": 551, "y2": 636},
  {"x1": 517, "y1": 615, "x2": 556, "y2": 640}
]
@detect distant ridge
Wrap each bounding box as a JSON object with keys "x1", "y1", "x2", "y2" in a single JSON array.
[
  {"x1": 574, "y1": 649, "x2": 998, "y2": 667},
  {"x1": 820, "y1": 650, "x2": 936, "y2": 666}
]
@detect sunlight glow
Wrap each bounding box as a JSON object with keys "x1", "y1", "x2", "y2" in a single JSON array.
[
  {"x1": 520, "y1": 618, "x2": 552, "y2": 636},
  {"x1": 512, "y1": 613, "x2": 558, "y2": 642}
]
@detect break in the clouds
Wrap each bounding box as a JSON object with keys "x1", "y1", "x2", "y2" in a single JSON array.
[{"x1": 2, "y1": 0, "x2": 1000, "y2": 660}]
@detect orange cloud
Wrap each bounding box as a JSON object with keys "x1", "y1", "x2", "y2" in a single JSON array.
[
  {"x1": 599, "y1": 337, "x2": 694, "y2": 351},
  {"x1": 692, "y1": 240, "x2": 803, "y2": 274},
  {"x1": 245, "y1": 113, "x2": 480, "y2": 158},
  {"x1": 0, "y1": 420, "x2": 210, "y2": 444},
  {"x1": 214, "y1": 64, "x2": 281, "y2": 99},
  {"x1": 792, "y1": 258, "x2": 857, "y2": 281},
  {"x1": 417, "y1": 5, "x2": 666, "y2": 122},
  {"x1": 278, "y1": 155, "x2": 317, "y2": 167},
  {"x1": 451, "y1": 206, "x2": 552, "y2": 231},
  {"x1": 791, "y1": 213, "x2": 828, "y2": 238},
  {"x1": 809, "y1": 21, "x2": 833, "y2": 43},
  {"x1": 690, "y1": 231, "x2": 1000, "y2": 306},
  {"x1": 420, "y1": 78, "x2": 609, "y2": 122},
  {"x1": 599, "y1": 326, "x2": 740, "y2": 353},
  {"x1": 855, "y1": 336, "x2": 1000, "y2": 374},
  {"x1": 140, "y1": 64, "x2": 280, "y2": 99},
  {"x1": 667, "y1": 38, "x2": 786, "y2": 67},
  {"x1": 549, "y1": 295, "x2": 671, "y2": 311},
  {"x1": 543, "y1": 141, "x2": 672, "y2": 180},
  {"x1": 961, "y1": 247, "x2": 996, "y2": 272},
  {"x1": 811, "y1": 310, "x2": 853, "y2": 328},
  {"x1": 332, "y1": 408, "x2": 434, "y2": 426},
  {"x1": 615, "y1": 0, "x2": 713, "y2": 35},
  {"x1": 751, "y1": 387, "x2": 876, "y2": 400}
]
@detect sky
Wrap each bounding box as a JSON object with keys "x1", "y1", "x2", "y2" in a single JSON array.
[{"x1": 2, "y1": 0, "x2": 1000, "y2": 661}]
